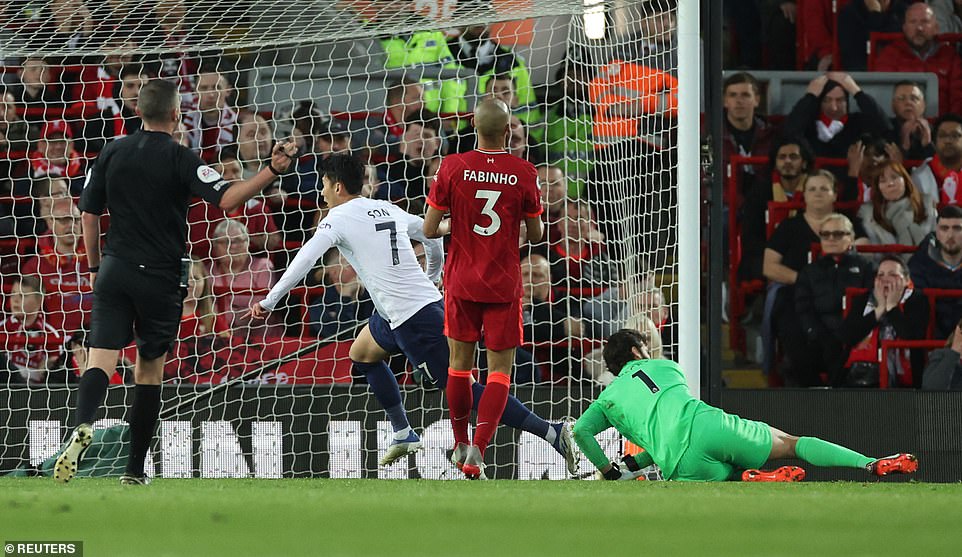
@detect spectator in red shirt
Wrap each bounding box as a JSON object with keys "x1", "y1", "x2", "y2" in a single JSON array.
[
  {"x1": 1, "y1": 275, "x2": 65, "y2": 385},
  {"x1": 547, "y1": 198, "x2": 621, "y2": 338},
  {"x1": 798, "y1": 0, "x2": 834, "y2": 70},
  {"x1": 30, "y1": 120, "x2": 84, "y2": 181},
  {"x1": 536, "y1": 164, "x2": 570, "y2": 245},
  {"x1": 208, "y1": 218, "x2": 276, "y2": 341},
  {"x1": 236, "y1": 110, "x2": 275, "y2": 179},
  {"x1": 21, "y1": 197, "x2": 91, "y2": 335},
  {"x1": 875, "y1": 2, "x2": 962, "y2": 115},
  {"x1": 182, "y1": 69, "x2": 237, "y2": 163}
]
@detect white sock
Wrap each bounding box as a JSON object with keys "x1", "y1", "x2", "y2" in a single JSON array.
[{"x1": 393, "y1": 426, "x2": 413, "y2": 441}]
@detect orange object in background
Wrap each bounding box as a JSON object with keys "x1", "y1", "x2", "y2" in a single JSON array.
[
  {"x1": 588, "y1": 59, "x2": 678, "y2": 147},
  {"x1": 624, "y1": 440, "x2": 649, "y2": 481}
]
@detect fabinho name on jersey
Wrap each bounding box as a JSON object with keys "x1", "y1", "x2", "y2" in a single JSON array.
[{"x1": 462, "y1": 169, "x2": 519, "y2": 185}]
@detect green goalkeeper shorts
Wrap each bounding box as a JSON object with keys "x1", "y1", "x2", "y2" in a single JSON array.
[{"x1": 670, "y1": 407, "x2": 773, "y2": 481}]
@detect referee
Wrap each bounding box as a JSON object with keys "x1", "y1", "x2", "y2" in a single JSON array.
[{"x1": 53, "y1": 79, "x2": 297, "y2": 485}]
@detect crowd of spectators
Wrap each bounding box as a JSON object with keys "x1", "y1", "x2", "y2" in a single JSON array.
[
  {"x1": 725, "y1": 1, "x2": 962, "y2": 389},
  {"x1": 0, "y1": 1, "x2": 685, "y2": 387},
  {"x1": 12, "y1": 1, "x2": 962, "y2": 390}
]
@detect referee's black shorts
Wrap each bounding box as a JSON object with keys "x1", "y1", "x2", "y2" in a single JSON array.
[{"x1": 88, "y1": 255, "x2": 184, "y2": 359}]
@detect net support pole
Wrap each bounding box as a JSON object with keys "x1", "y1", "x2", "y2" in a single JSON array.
[{"x1": 676, "y1": 0, "x2": 701, "y2": 397}]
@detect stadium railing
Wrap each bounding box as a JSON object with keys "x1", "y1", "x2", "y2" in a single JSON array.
[{"x1": 879, "y1": 339, "x2": 944, "y2": 388}]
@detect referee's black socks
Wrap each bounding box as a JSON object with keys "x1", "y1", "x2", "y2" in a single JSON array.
[
  {"x1": 75, "y1": 367, "x2": 110, "y2": 426},
  {"x1": 126, "y1": 384, "x2": 161, "y2": 477}
]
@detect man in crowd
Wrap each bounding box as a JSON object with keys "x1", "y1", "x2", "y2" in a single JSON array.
[
  {"x1": 875, "y1": 2, "x2": 962, "y2": 115},
  {"x1": 886, "y1": 81, "x2": 934, "y2": 161},
  {"x1": 784, "y1": 72, "x2": 890, "y2": 158},
  {"x1": 722, "y1": 72, "x2": 776, "y2": 182},
  {"x1": 912, "y1": 114, "x2": 962, "y2": 205},
  {"x1": 909, "y1": 204, "x2": 962, "y2": 338},
  {"x1": 182, "y1": 69, "x2": 237, "y2": 162}
]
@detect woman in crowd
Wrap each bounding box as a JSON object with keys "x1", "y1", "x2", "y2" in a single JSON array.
[
  {"x1": 839, "y1": 255, "x2": 928, "y2": 388},
  {"x1": 858, "y1": 160, "x2": 936, "y2": 246},
  {"x1": 761, "y1": 170, "x2": 868, "y2": 381}
]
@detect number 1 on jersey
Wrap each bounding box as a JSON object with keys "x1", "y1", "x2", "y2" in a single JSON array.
[
  {"x1": 473, "y1": 189, "x2": 502, "y2": 236},
  {"x1": 633, "y1": 368, "x2": 660, "y2": 394},
  {"x1": 375, "y1": 221, "x2": 400, "y2": 265}
]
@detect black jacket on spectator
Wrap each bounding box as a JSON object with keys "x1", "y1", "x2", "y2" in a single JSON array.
[
  {"x1": 784, "y1": 90, "x2": 891, "y2": 158},
  {"x1": 796, "y1": 251, "x2": 875, "y2": 341},
  {"x1": 839, "y1": 288, "x2": 929, "y2": 387},
  {"x1": 908, "y1": 232, "x2": 962, "y2": 338},
  {"x1": 922, "y1": 348, "x2": 962, "y2": 389},
  {"x1": 790, "y1": 251, "x2": 875, "y2": 385},
  {"x1": 886, "y1": 117, "x2": 936, "y2": 162},
  {"x1": 837, "y1": 0, "x2": 907, "y2": 71}
]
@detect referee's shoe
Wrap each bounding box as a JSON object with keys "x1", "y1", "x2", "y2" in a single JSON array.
[{"x1": 53, "y1": 423, "x2": 93, "y2": 483}]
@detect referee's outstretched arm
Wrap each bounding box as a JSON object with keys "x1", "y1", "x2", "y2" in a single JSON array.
[{"x1": 217, "y1": 140, "x2": 298, "y2": 212}]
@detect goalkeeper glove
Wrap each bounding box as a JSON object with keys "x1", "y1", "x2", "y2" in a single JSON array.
[{"x1": 596, "y1": 456, "x2": 648, "y2": 481}]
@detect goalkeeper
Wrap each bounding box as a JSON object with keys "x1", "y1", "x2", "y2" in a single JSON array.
[{"x1": 574, "y1": 329, "x2": 918, "y2": 482}]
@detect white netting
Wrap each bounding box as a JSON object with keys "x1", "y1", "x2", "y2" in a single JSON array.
[{"x1": 0, "y1": 0, "x2": 680, "y2": 479}]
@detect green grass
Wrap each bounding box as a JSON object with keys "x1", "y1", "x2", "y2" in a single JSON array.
[{"x1": 2, "y1": 479, "x2": 961, "y2": 557}]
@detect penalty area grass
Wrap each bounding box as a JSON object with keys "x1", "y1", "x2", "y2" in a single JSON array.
[{"x1": 1, "y1": 478, "x2": 961, "y2": 557}]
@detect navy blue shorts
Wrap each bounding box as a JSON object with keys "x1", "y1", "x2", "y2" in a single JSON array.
[{"x1": 368, "y1": 300, "x2": 450, "y2": 388}]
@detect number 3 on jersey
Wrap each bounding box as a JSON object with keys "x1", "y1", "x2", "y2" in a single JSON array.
[{"x1": 473, "y1": 189, "x2": 502, "y2": 236}]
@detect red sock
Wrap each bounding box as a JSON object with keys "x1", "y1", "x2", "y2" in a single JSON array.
[
  {"x1": 473, "y1": 372, "x2": 510, "y2": 456},
  {"x1": 446, "y1": 368, "x2": 473, "y2": 446}
]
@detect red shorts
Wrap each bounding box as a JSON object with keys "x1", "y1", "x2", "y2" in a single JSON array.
[{"x1": 444, "y1": 295, "x2": 523, "y2": 352}]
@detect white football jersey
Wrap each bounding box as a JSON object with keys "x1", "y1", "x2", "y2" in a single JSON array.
[{"x1": 261, "y1": 197, "x2": 443, "y2": 329}]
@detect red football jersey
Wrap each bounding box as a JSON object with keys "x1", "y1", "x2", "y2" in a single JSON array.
[{"x1": 427, "y1": 149, "x2": 543, "y2": 302}]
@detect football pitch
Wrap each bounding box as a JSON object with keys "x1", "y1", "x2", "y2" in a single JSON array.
[{"x1": 2, "y1": 478, "x2": 961, "y2": 557}]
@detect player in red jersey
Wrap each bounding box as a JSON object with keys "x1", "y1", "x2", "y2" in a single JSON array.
[{"x1": 424, "y1": 98, "x2": 544, "y2": 479}]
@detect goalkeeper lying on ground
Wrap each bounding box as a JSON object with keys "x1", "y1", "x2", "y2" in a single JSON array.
[{"x1": 572, "y1": 329, "x2": 918, "y2": 482}]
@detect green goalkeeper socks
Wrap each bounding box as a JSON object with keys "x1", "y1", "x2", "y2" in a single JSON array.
[{"x1": 795, "y1": 437, "x2": 874, "y2": 469}]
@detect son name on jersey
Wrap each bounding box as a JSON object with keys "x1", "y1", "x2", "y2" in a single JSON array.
[{"x1": 462, "y1": 169, "x2": 519, "y2": 185}]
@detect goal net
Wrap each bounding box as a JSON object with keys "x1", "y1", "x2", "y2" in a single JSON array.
[{"x1": 0, "y1": 0, "x2": 682, "y2": 480}]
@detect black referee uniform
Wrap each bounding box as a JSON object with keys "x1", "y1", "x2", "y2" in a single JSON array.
[{"x1": 79, "y1": 129, "x2": 229, "y2": 357}]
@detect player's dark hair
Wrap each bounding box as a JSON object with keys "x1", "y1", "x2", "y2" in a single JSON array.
[
  {"x1": 320, "y1": 154, "x2": 365, "y2": 195},
  {"x1": 603, "y1": 329, "x2": 650, "y2": 374},
  {"x1": 138, "y1": 79, "x2": 178, "y2": 123}
]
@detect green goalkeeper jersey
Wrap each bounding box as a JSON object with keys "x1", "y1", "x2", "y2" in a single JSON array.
[{"x1": 573, "y1": 359, "x2": 709, "y2": 479}]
